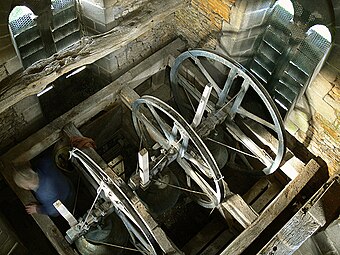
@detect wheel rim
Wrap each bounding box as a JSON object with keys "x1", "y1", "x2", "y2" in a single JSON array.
[{"x1": 170, "y1": 49, "x2": 286, "y2": 175}]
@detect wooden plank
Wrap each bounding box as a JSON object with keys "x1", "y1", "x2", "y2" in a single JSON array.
[
  {"x1": 218, "y1": 194, "x2": 258, "y2": 228},
  {"x1": 243, "y1": 178, "x2": 271, "y2": 204},
  {"x1": 200, "y1": 229, "x2": 234, "y2": 255},
  {"x1": 0, "y1": 0, "x2": 186, "y2": 114},
  {"x1": 1, "y1": 38, "x2": 185, "y2": 162},
  {"x1": 251, "y1": 180, "x2": 281, "y2": 213},
  {"x1": 120, "y1": 86, "x2": 141, "y2": 110},
  {"x1": 220, "y1": 159, "x2": 321, "y2": 255},
  {"x1": 257, "y1": 176, "x2": 340, "y2": 255},
  {"x1": 182, "y1": 217, "x2": 226, "y2": 255}
]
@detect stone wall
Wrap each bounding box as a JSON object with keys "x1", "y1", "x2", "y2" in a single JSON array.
[
  {"x1": 219, "y1": 0, "x2": 276, "y2": 64},
  {"x1": 0, "y1": 2, "x2": 23, "y2": 82},
  {"x1": 0, "y1": 96, "x2": 44, "y2": 154},
  {"x1": 285, "y1": 65, "x2": 340, "y2": 176},
  {"x1": 91, "y1": 21, "x2": 176, "y2": 80},
  {"x1": 174, "y1": 0, "x2": 235, "y2": 48},
  {"x1": 80, "y1": 0, "x2": 149, "y2": 34},
  {"x1": 284, "y1": 0, "x2": 340, "y2": 176}
]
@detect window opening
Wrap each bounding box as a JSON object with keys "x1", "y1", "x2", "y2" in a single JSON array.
[
  {"x1": 9, "y1": 6, "x2": 37, "y2": 35},
  {"x1": 248, "y1": 0, "x2": 331, "y2": 120},
  {"x1": 8, "y1": 0, "x2": 81, "y2": 69}
]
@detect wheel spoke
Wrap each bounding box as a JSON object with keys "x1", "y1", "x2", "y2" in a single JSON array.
[
  {"x1": 146, "y1": 104, "x2": 173, "y2": 141},
  {"x1": 135, "y1": 111, "x2": 171, "y2": 150},
  {"x1": 171, "y1": 49, "x2": 286, "y2": 175},
  {"x1": 236, "y1": 107, "x2": 276, "y2": 131},
  {"x1": 189, "y1": 53, "x2": 222, "y2": 95},
  {"x1": 217, "y1": 67, "x2": 238, "y2": 107},
  {"x1": 176, "y1": 157, "x2": 219, "y2": 204},
  {"x1": 229, "y1": 80, "x2": 249, "y2": 119},
  {"x1": 225, "y1": 121, "x2": 273, "y2": 168}
]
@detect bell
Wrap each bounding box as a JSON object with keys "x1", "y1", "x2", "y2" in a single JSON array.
[
  {"x1": 75, "y1": 213, "x2": 130, "y2": 255},
  {"x1": 137, "y1": 167, "x2": 180, "y2": 215},
  {"x1": 53, "y1": 137, "x2": 73, "y2": 173},
  {"x1": 205, "y1": 126, "x2": 229, "y2": 170}
]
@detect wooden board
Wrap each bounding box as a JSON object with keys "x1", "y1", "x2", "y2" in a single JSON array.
[
  {"x1": 220, "y1": 159, "x2": 321, "y2": 255},
  {"x1": 0, "y1": 0, "x2": 186, "y2": 114},
  {"x1": 257, "y1": 176, "x2": 340, "y2": 254}
]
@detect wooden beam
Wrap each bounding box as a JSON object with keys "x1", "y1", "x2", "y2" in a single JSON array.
[
  {"x1": 1, "y1": 38, "x2": 185, "y2": 162},
  {"x1": 0, "y1": 0, "x2": 186, "y2": 114},
  {"x1": 257, "y1": 176, "x2": 340, "y2": 254},
  {"x1": 220, "y1": 159, "x2": 321, "y2": 255},
  {"x1": 218, "y1": 194, "x2": 258, "y2": 229}
]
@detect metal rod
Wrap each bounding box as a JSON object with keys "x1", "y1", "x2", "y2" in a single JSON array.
[
  {"x1": 206, "y1": 137, "x2": 261, "y2": 159},
  {"x1": 153, "y1": 179, "x2": 207, "y2": 196},
  {"x1": 85, "y1": 238, "x2": 141, "y2": 252}
]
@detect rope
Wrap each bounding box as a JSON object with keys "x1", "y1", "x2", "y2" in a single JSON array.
[
  {"x1": 85, "y1": 238, "x2": 141, "y2": 252},
  {"x1": 206, "y1": 137, "x2": 260, "y2": 159},
  {"x1": 153, "y1": 179, "x2": 207, "y2": 196}
]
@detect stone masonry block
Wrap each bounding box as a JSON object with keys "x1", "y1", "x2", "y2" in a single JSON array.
[
  {"x1": 327, "y1": 45, "x2": 340, "y2": 69},
  {"x1": 242, "y1": 8, "x2": 268, "y2": 29},
  {"x1": 0, "y1": 10, "x2": 9, "y2": 24},
  {"x1": 22, "y1": 103, "x2": 43, "y2": 123},
  {"x1": 104, "y1": 0, "x2": 123, "y2": 8},
  {"x1": 306, "y1": 89, "x2": 337, "y2": 123},
  {"x1": 90, "y1": 0, "x2": 106, "y2": 8},
  {"x1": 81, "y1": 16, "x2": 95, "y2": 30},
  {"x1": 0, "y1": 35, "x2": 12, "y2": 51},
  {"x1": 0, "y1": 23, "x2": 9, "y2": 37},
  {"x1": 80, "y1": 0, "x2": 106, "y2": 24},
  {"x1": 252, "y1": 0, "x2": 275, "y2": 11},
  {"x1": 0, "y1": 2, "x2": 12, "y2": 14},
  {"x1": 288, "y1": 109, "x2": 311, "y2": 133},
  {"x1": 320, "y1": 63, "x2": 338, "y2": 84},
  {"x1": 0, "y1": 64, "x2": 7, "y2": 82},
  {"x1": 95, "y1": 52, "x2": 118, "y2": 73},
  {"x1": 284, "y1": 118, "x2": 299, "y2": 135},
  {"x1": 5, "y1": 56, "x2": 22, "y2": 75},
  {"x1": 308, "y1": 74, "x2": 334, "y2": 98},
  {"x1": 0, "y1": 45, "x2": 16, "y2": 66},
  {"x1": 324, "y1": 93, "x2": 340, "y2": 111},
  {"x1": 13, "y1": 95, "x2": 40, "y2": 114}
]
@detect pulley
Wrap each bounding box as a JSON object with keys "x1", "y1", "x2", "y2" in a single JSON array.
[{"x1": 170, "y1": 49, "x2": 286, "y2": 175}]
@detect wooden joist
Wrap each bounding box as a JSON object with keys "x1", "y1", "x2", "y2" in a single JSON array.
[
  {"x1": 257, "y1": 175, "x2": 340, "y2": 254},
  {"x1": 220, "y1": 159, "x2": 321, "y2": 255},
  {"x1": 0, "y1": 0, "x2": 186, "y2": 115}
]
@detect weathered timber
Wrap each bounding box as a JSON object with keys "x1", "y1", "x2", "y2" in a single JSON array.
[
  {"x1": 220, "y1": 159, "x2": 321, "y2": 255},
  {"x1": 120, "y1": 86, "x2": 141, "y2": 110},
  {"x1": 182, "y1": 217, "x2": 227, "y2": 255},
  {"x1": 218, "y1": 193, "x2": 258, "y2": 228},
  {"x1": 257, "y1": 176, "x2": 340, "y2": 255},
  {"x1": 1, "y1": 38, "x2": 185, "y2": 162},
  {"x1": 0, "y1": 0, "x2": 186, "y2": 114}
]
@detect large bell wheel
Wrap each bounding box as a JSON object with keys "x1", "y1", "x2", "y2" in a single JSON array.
[
  {"x1": 170, "y1": 49, "x2": 286, "y2": 175},
  {"x1": 132, "y1": 95, "x2": 228, "y2": 208}
]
